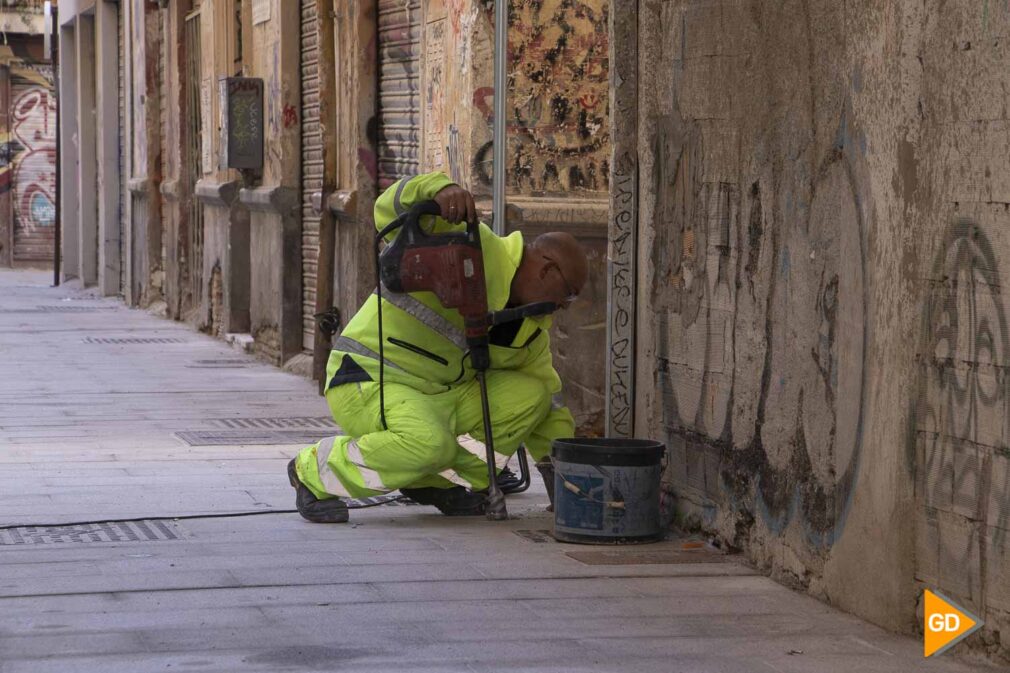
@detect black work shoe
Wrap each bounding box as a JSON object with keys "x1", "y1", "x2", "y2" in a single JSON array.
[
  {"x1": 288, "y1": 459, "x2": 349, "y2": 523},
  {"x1": 400, "y1": 486, "x2": 487, "y2": 516}
]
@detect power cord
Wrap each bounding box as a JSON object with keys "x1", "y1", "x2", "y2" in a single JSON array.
[{"x1": 0, "y1": 495, "x2": 409, "y2": 531}]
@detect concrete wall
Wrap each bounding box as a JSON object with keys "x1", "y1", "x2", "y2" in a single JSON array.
[
  {"x1": 911, "y1": 4, "x2": 1010, "y2": 658},
  {"x1": 631, "y1": 0, "x2": 1010, "y2": 660}
]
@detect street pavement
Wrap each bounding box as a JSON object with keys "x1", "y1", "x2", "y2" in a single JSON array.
[{"x1": 0, "y1": 268, "x2": 999, "y2": 673}]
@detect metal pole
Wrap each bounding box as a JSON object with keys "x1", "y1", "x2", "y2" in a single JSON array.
[
  {"x1": 51, "y1": 4, "x2": 60, "y2": 287},
  {"x1": 484, "y1": 1, "x2": 509, "y2": 519},
  {"x1": 491, "y1": 0, "x2": 506, "y2": 236},
  {"x1": 478, "y1": 370, "x2": 508, "y2": 520}
]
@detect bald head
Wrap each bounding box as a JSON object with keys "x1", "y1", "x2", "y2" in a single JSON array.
[
  {"x1": 509, "y1": 231, "x2": 589, "y2": 310},
  {"x1": 532, "y1": 232, "x2": 589, "y2": 292}
]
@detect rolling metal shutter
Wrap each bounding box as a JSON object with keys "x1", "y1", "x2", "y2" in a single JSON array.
[
  {"x1": 301, "y1": 0, "x2": 323, "y2": 351},
  {"x1": 10, "y1": 68, "x2": 56, "y2": 262},
  {"x1": 377, "y1": 0, "x2": 420, "y2": 189}
]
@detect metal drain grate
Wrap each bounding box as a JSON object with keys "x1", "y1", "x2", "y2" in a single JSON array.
[
  {"x1": 37, "y1": 305, "x2": 116, "y2": 312},
  {"x1": 514, "y1": 529, "x2": 555, "y2": 543},
  {"x1": 0, "y1": 306, "x2": 113, "y2": 314},
  {"x1": 84, "y1": 337, "x2": 187, "y2": 344},
  {"x1": 174, "y1": 429, "x2": 335, "y2": 446},
  {"x1": 211, "y1": 417, "x2": 337, "y2": 430},
  {"x1": 0, "y1": 520, "x2": 183, "y2": 545}
]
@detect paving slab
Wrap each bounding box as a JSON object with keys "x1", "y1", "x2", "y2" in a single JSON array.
[{"x1": 0, "y1": 269, "x2": 1000, "y2": 673}]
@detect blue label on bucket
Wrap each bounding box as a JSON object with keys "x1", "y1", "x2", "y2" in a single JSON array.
[
  {"x1": 555, "y1": 474, "x2": 605, "y2": 530},
  {"x1": 553, "y1": 459, "x2": 662, "y2": 539}
]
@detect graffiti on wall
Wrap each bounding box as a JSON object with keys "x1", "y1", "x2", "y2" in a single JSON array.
[
  {"x1": 655, "y1": 112, "x2": 867, "y2": 549},
  {"x1": 912, "y1": 218, "x2": 1010, "y2": 604},
  {"x1": 4, "y1": 71, "x2": 57, "y2": 261},
  {"x1": 607, "y1": 149, "x2": 636, "y2": 436}
]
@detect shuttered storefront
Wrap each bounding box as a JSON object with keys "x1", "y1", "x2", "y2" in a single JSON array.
[
  {"x1": 301, "y1": 0, "x2": 323, "y2": 351},
  {"x1": 377, "y1": 0, "x2": 421, "y2": 190},
  {"x1": 10, "y1": 67, "x2": 56, "y2": 262}
]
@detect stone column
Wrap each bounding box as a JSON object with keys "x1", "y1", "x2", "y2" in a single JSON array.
[
  {"x1": 58, "y1": 21, "x2": 78, "y2": 281},
  {"x1": 96, "y1": 0, "x2": 120, "y2": 296}
]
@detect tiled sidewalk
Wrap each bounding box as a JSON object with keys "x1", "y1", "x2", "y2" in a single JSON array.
[{"x1": 0, "y1": 269, "x2": 992, "y2": 673}]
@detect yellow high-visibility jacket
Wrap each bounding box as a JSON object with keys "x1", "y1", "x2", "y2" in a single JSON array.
[{"x1": 324, "y1": 172, "x2": 574, "y2": 459}]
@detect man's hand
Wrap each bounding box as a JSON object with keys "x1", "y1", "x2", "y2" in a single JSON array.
[{"x1": 433, "y1": 184, "x2": 477, "y2": 225}]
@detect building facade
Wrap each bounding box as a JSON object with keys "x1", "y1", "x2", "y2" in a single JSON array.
[{"x1": 58, "y1": 0, "x2": 609, "y2": 432}]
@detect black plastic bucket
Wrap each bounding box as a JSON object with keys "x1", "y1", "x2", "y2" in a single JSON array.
[{"x1": 551, "y1": 438, "x2": 666, "y2": 544}]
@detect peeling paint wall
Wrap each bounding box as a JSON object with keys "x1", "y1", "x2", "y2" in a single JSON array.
[
  {"x1": 506, "y1": 0, "x2": 609, "y2": 194},
  {"x1": 636, "y1": 0, "x2": 1010, "y2": 660},
  {"x1": 425, "y1": 0, "x2": 610, "y2": 196}
]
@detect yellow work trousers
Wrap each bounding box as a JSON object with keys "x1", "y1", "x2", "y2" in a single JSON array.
[{"x1": 295, "y1": 370, "x2": 552, "y2": 499}]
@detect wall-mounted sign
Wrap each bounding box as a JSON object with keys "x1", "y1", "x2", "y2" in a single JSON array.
[{"x1": 219, "y1": 77, "x2": 263, "y2": 170}]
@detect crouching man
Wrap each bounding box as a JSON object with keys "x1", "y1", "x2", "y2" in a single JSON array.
[{"x1": 288, "y1": 172, "x2": 587, "y2": 521}]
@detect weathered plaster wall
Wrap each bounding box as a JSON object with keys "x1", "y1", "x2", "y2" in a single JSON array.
[
  {"x1": 425, "y1": 0, "x2": 609, "y2": 196},
  {"x1": 636, "y1": 0, "x2": 1010, "y2": 659},
  {"x1": 911, "y1": 3, "x2": 1010, "y2": 659},
  {"x1": 243, "y1": 0, "x2": 302, "y2": 366},
  {"x1": 158, "y1": 0, "x2": 187, "y2": 320},
  {"x1": 194, "y1": 0, "x2": 249, "y2": 340},
  {"x1": 506, "y1": 0, "x2": 609, "y2": 193}
]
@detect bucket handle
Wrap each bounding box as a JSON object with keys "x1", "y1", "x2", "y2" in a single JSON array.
[{"x1": 549, "y1": 457, "x2": 626, "y2": 509}]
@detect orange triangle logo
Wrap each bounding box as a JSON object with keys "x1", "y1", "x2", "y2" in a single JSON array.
[{"x1": 924, "y1": 589, "x2": 983, "y2": 657}]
